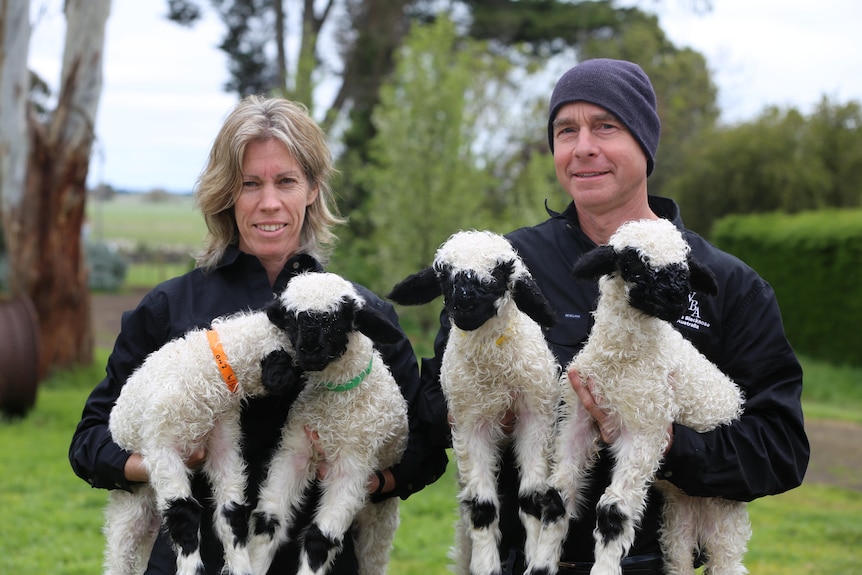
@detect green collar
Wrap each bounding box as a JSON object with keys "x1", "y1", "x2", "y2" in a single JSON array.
[{"x1": 321, "y1": 358, "x2": 372, "y2": 392}]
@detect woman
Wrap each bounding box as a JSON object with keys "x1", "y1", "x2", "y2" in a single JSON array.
[{"x1": 70, "y1": 95, "x2": 447, "y2": 574}]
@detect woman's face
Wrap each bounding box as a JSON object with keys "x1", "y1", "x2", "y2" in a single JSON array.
[{"x1": 235, "y1": 138, "x2": 318, "y2": 274}]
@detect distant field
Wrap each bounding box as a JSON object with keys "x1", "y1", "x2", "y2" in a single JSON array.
[
  {"x1": 86, "y1": 193, "x2": 206, "y2": 288},
  {"x1": 86, "y1": 193, "x2": 208, "y2": 247}
]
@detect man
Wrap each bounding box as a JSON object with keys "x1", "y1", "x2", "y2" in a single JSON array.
[{"x1": 421, "y1": 58, "x2": 809, "y2": 574}]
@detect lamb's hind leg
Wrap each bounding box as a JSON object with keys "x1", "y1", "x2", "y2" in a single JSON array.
[
  {"x1": 148, "y1": 446, "x2": 205, "y2": 575},
  {"x1": 510, "y1": 397, "x2": 554, "y2": 572},
  {"x1": 656, "y1": 481, "x2": 699, "y2": 575},
  {"x1": 297, "y1": 453, "x2": 370, "y2": 575},
  {"x1": 698, "y1": 498, "x2": 750, "y2": 575},
  {"x1": 454, "y1": 417, "x2": 504, "y2": 575},
  {"x1": 527, "y1": 400, "x2": 599, "y2": 575},
  {"x1": 591, "y1": 428, "x2": 666, "y2": 575},
  {"x1": 103, "y1": 485, "x2": 160, "y2": 575},
  {"x1": 248, "y1": 425, "x2": 315, "y2": 575},
  {"x1": 353, "y1": 497, "x2": 400, "y2": 575},
  {"x1": 203, "y1": 413, "x2": 253, "y2": 575}
]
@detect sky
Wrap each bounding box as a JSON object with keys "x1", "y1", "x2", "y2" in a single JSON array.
[{"x1": 27, "y1": 0, "x2": 862, "y2": 193}]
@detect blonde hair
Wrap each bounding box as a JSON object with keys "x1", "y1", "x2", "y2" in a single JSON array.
[{"x1": 194, "y1": 95, "x2": 344, "y2": 269}]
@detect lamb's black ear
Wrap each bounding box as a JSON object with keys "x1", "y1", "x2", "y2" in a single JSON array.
[
  {"x1": 513, "y1": 275, "x2": 557, "y2": 328},
  {"x1": 266, "y1": 298, "x2": 290, "y2": 330},
  {"x1": 688, "y1": 257, "x2": 718, "y2": 296},
  {"x1": 572, "y1": 245, "x2": 618, "y2": 280},
  {"x1": 387, "y1": 266, "x2": 442, "y2": 305},
  {"x1": 355, "y1": 303, "x2": 404, "y2": 345}
]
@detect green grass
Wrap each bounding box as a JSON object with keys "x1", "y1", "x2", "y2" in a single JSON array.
[{"x1": 1, "y1": 353, "x2": 860, "y2": 574}]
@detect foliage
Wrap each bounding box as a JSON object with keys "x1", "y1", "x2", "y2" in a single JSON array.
[
  {"x1": 341, "y1": 16, "x2": 491, "y2": 328},
  {"x1": 85, "y1": 241, "x2": 128, "y2": 292},
  {"x1": 333, "y1": 16, "x2": 559, "y2": 331},
  {"x1": 465, "y1": 0, "x2": 636, "y2": 55},
  {"x1": 712, "y1": 209, "x2": 862, "y2": 367},
  {"x1": 664, "y1": 99, "x2": 862, "y2": 236},
  {"x1": 1, "y1": 351, "x2": 859, "y2": 574}
]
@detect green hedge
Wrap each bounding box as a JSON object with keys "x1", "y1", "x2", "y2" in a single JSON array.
[{"x1": 712, "y1": 209, "x2": 862, "y2": 367}]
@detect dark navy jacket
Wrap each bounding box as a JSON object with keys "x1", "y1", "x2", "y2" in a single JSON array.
[
  {"x1": 421, "y1": 196, "x2": 809, "y2": 566},
  {"x1": 69, "y1": 246, "x2": 448, "y2": 574}
]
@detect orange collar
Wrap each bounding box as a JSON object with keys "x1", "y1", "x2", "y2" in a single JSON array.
[{"x1": 206, "y1": 329, "x2": 239, "y2": 393}]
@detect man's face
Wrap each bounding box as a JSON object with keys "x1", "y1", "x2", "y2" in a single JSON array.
[{"x1": 550, "y1": 101, "x2": 648, "y2": 217}]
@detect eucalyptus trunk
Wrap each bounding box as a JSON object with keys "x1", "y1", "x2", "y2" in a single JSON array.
[{"x1": 1, "y1": 0, "x2": 111, "y2": 374}]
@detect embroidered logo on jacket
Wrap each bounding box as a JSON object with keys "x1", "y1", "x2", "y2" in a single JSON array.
[{"x1": 677, "y1": 292, "x2": 711, "y2": 330}]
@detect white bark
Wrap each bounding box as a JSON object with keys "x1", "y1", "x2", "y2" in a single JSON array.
[
  {"x1": 0, "y1": 0, "x2": 31, "y2": 216},
  {"x1": 57, "y1": 0, "x2": 111, "y2": 150}
]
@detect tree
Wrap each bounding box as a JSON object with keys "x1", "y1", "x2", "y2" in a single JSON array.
[
  {"x1": 0, "y1": 0, "x2": 111, "y2": 373},
  {"x1": 344, "y1": 16, "x2": 508, "y2": 330},
  {"x1": 662, "y1": 104, "x2": 857, "y2": 236}
]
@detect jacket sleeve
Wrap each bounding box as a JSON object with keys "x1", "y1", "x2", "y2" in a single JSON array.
[
  {"x1": 68, "y1": 292, "x2": 169, "y2": 491},
  {"x1": 358, "y1": 290, "x2": 449, "y2": 501},
  {"x1": 659, "y1": 277, "x2": 810, "y2": 501}
]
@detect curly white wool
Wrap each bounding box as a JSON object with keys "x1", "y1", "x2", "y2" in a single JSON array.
[
  {"x1": 105, "y1": 309, "x2": 292, "y2": 575},
  {"x1": 390, "y1": 230, "x2": 560, "y2": 575},
  {"x1": 532, "y1": 219, "x2": 750, "y2": 575},
  {"x1": 248, "y1": 272, "x2": 409, "y2": 575}
]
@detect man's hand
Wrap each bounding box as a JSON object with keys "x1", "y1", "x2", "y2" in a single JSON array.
[
  {"x1": 568, "y1": 369, "x2": 619, "y2": 445},
  {"x1": 568, "y1": 369, "x2": 674, "y2": 453}
]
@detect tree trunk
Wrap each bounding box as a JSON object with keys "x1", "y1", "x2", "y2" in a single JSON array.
[
  {"x1": 0, "y1": 1, "x2": 31, "y2": 240},
  {"x1": 3, "y1": 0, "x2": 111, "y2": 375}
]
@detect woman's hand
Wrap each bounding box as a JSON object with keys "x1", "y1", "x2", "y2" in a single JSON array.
[
  {"x1": 304, "y1": 425, "x2": 396, "y2": 495},
  {"x1": 367, "y1": 468, "x2": 395, "y2": 496},
  {"x1": 123, "y1": 446, "x2": 207, "y2": 483}
]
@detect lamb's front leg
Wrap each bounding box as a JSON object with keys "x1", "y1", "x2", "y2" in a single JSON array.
[
  {"x1": 203, "y1": 412, "x2": 253, "y2": 575},
  {"x1": 297, "y1": 452, "x2": 370, "y2": 575},
  {"x1": 453, "y1": 415, "x2": 505, "y2": 575},
  {"x1": 591, "y1": 427, "x2": 668, "y2": 575},
  {"x1": 248, "y1": 425, "x2": 315, "y2": 575}
]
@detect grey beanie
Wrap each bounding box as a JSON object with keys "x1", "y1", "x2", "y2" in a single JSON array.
[{"x1": 547, "y1": 58, "x2": 661, "y2": 176}]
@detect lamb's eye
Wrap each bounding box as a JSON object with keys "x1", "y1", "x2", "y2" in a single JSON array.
[{"x1": 618, "y1": 250, "x2": 649, "y2": 281}]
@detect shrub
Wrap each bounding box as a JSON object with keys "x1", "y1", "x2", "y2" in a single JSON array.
[
  {"x1": 712, "y1": 209, "x2": 862, "y2": 367},
  {"x1": 86, "y1": 241, "x2": 128, "y2": 292}
]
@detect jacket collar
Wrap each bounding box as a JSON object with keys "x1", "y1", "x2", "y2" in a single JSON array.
[
  {"x1": 214, "y1": 245, "x2": 323, "y2": 292},
  {"x1": 548, "y1": 195, "x2": 685, "y2": 231}
]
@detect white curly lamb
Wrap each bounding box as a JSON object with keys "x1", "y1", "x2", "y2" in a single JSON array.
[
  {"x1": 530, "y1": 218, "x2": 750, "y2": 575},
  {"x1": 388, "y1": 230, "x2": 561, "y2": 575},
  {"x1": 104, "y1": 308, "x2": 301, "y2": 575},
  {"x1": 247, "y1": 271, "x2": 409, "y2": 575}
]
